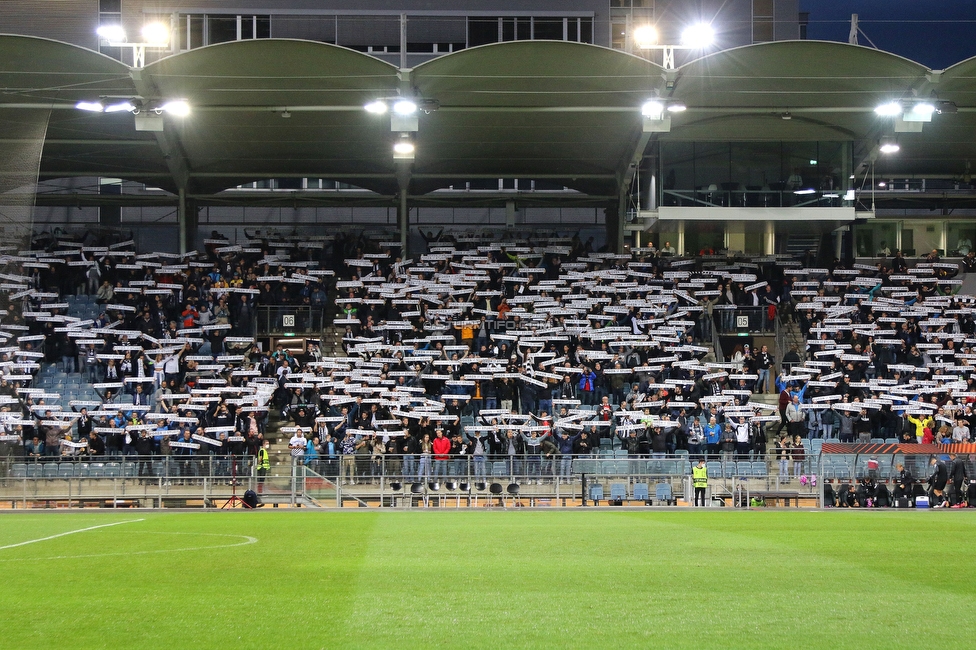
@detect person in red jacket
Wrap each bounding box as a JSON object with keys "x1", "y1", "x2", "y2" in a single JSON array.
[
  {"x1": 181, "y1": 302, "x2": 199, "y2": 328},
  {"x1": 432, "y1": 428, "x2": 452, "y2": 479}
]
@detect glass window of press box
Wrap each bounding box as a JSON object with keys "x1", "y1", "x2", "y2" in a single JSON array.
[
  {"x1": 659, "y1": 142, "x2": 850, "y2": 208},
  {"x1": 855, "y1": 220, "x2": 976, "y2": 258}
]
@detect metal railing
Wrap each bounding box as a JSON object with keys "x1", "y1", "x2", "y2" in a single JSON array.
[{"x1": 0, "y1": 454, "x2": 327, "y2": 509}]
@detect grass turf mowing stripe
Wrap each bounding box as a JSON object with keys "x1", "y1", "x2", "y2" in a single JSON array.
[{"x1": 0, "y1": 511, "x2": 974, "y2": 649}]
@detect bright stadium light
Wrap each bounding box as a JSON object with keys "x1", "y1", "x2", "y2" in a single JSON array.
[
  {"x1": 160, "y1": 100, "x2": 191, "y2": 117},
  {"x1": 75, "y1": 101, "x2": 105, "y2": 112},
  {"x1": 912, "y1": 102, "x2": 936, "y2": 116},
  {"x1": 666, "y1": 102, "x2": 687, "y2": 113},
  {"x1": 141, "y1": 23, "x2": 170, "y2": 47},
  {"x1": 874, "y1": 101, "x2": 903, "y2": 117},
  {"x1": 879, "y1": 137, "x2": 900, "y2": 154},
  {"x1": 633, "y1": 25, "x2": 659, "y2": 49},
  {"x1": 393, "y1": 134, "x2": 415, "y2": 160},
  {"x1": 97, "y1": 25, "x2": 127, "y2": 43},
  {"x1": 641, "y1": 100, "x2": 665, "y2": 119},
  {"x1": 393, "y1": 99, "x2": 418, "y2": 116},
  {"x1": 364, "y1": 100, "x2": 388, "y2": 114},
  {"x1": 393, "y1": 140, "x2": 415, "y2": 155},
  {"x1": 104, "y1": 101, "x2": 135, "y2": 113},
  {"x1": 681, "y1": 23, "x2": 714, "y2": 48}
]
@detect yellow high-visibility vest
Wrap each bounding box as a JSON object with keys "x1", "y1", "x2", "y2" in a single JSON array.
[
  {"x1": 693, "y1": 464, "x2": 708, "y2": 488},
  {"x1": 257, "y1": 447, "x2": 270, "y2": 470}
]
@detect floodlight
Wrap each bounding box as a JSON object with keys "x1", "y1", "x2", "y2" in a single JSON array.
[
  {"x1": 681, "y1": 23, "x2": 714, "y2": 48},
  {"x1": 843, "y1": 189, "x2": 856, "y2": 201},
  {"x1": 75, "y1": 101, "x2": 105, "y2": 112},
  {"x1": 911, "y1": 102, "x2": 936, "y2": 117},
  {"x1": 104, "y1": 101, "x2": 135, "y2": 113},
  {"x1": 393, "y1": 140, "x2": 415, "y2": 155},
  {"x1": 392, "y1": 100, "x2": 418, "y2": 115},
  {"x1": 364, "y1": 100, "x2": 388, "y2": 114},
  {"x1": 141, "y1": 23, "x2": 170, "y2": 46},
  {"x1": 641, "y1": 100, "x2": 665, "y2": 119},
  {"x1": 793, "y1": 188, "x2": 816, "y2": 195},
  {"x1": 666, "y1": 103, "x2": 687, "y2": 113},
  {"x1": 160, "y1": 100, "x2": 190, "y2": 117},
  {"x1": 874, "y1": 102, "x2": 902, "y2": 117},
  {"x1": 97, "y1": 25, "x2": 126, "y2": 42},
  {"x1": 633, "y1": 25, "x2": 659, "y2": 49},
  {"x1": 879, "y1": 136, "x2": 899, "y2": 154}
]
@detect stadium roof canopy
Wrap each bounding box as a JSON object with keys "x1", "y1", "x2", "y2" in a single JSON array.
[{"x1": 1, "y1": 34, "x2": 975, "y2": 205}]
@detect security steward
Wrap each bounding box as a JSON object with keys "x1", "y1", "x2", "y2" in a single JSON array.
[
  {"x1": 256, "y1": 440, "x2": 271, "y2": 492},
  {"x1": 693, "y1": 458, "x2": 708, "y2": 507}
]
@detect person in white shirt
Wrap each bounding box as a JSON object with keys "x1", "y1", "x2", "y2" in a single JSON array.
[
  {"x1": 952, "y1": 419, "x2": 970, "y2": 443},
  {"x1": 288, "y1": 428, "x2": 306, "y2": 461}
]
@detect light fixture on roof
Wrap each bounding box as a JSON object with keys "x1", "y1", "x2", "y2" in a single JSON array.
[
  {"x1": 633, "y1": 25, "x2": 659, "y2": 49},
  {"x1": 393, "y1": 133, "x2": 415, "y2": 160},
  {"x1": 641, "y1": 100, "x2": 665, "y2": 119},
  {"x1": 104, "y1": 101, "x2": 136, "y2": 113},
  {"x1": 140, "y1": 23, "x2": 170, "y2": 47},
  {"x1": 666, "y1": 102, "x2": 687, "y2": 113},
  {"x1": 879, "y1": 136, "x2": 900, "y2": 154},
  {"x1": 159, "y1": 100, "x2": 190, "y2": 117},
  {"x1": 393, "y1": 99, "x2": 418, "y2": 116},
  {"x1": 680, "y1": 23, "x2": 715, "y2": 49},
  {"x1": 641, "y1": 100, "x2": 671, "y2": 132},
  {"x1": 364, "y1": 100, "x2": 388, "y2": 114},
  {"x1": 96, "y1": 25, "x2": 127, "y2": 43},
  {"x1": 95, "y1": 23, "x2": 170, "y2": 67},
  {"x1": 874, "y1": 101, "x2": 903, "y2": 117},
  {"x1": 878, "y1": 181, "x2": 887, "y2": 188},
  {"x1": 902, "y1": 101, "x2": 935, "y2": 123},
  {"x1": 75, "y1": 101, "x2": 105, "y2": 112},
  {"x1": 793, "y1": 188, "x2": 816, "y2": 195}
]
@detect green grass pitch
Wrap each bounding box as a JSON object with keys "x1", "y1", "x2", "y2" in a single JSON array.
[{"x1": 1, "y1": 510, "x2": 974, "y2": 649}]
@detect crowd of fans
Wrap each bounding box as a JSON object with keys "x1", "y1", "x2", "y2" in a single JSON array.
[{"x1": 1, "y1": 228, "x2": 975, "y2": 494}]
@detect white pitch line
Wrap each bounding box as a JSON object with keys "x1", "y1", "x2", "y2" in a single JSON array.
[{"x1": 0, "y1": 518, "x2": 144, "y2": 551}]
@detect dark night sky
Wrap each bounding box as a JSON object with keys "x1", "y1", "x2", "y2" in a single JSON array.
[{"x1": 800, "y1": 0, "x2": 976, "y2": 70}]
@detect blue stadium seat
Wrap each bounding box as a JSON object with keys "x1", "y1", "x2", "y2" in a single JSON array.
[
  {"x1": 706, "y1": 461, "x2": 722, "y2": 479},
  {"x1": 42, "y1": 463, "x2": 59, "y2": 478},
  {"x1": 11, "y1": 463, "x2": 26, "y2": 478},
  {"x1": 105, "y1": 462, "x2": 121, "y2": 477},
  {"x1": 89, "y1": 463, "x2": 105, "y2": 478},
  {"x1": 57, "y1": 462, "x2": 74, "y2": 478},
  {"x1": 27, "y1": 464, "x2": 41, "y2": 478},
  {"x1": 752, "y1": 461, "x2": 768, "y2": 477},
  {"x1": 633, "y1": 483, "x2": 649, "y2": 501},
  {"x1": 610, "y1": 483, "x2": 627, "y2": 501},
  {"x1": 491, "y1": 462, "x2": 508, "y2": 477},
  {"x1": 588, "y1": 484, "x2": 604, "y2": 503},
  {"x1": 654, "y1": 482, "x2": 674, "y2": 505}
]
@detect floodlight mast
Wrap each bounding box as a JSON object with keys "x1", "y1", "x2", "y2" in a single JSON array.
[
  {"x1": 97, "y1": 24, "x2": 170, "y2": 68},
  {"x1": 633, "y1": 23, "x2": 714, "y2": 69}
]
